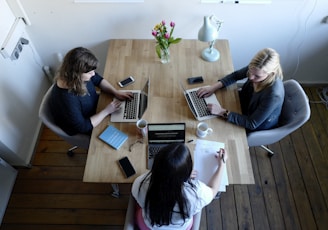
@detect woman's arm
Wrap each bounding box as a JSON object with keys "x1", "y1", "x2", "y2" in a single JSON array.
[
  {"x1": 89, "y1": 99, "x2": 122, "y2": 127},
  {"x1": 99, "y1": 78, "x2": 133, "y2": 100},
  {"x1": 227, "y1": 81, "x2": 284, "y2": 130},
  {"x1": 207, "y1": 148, "x2": 228, "y2": 198},
  {"x1": 197, "y1": 66, "x2": 249, "y2": 98}
]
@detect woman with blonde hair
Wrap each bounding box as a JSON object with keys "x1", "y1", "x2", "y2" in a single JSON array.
[{"x1": 197, "y1": 48, "x2": 284, "y2": 132}]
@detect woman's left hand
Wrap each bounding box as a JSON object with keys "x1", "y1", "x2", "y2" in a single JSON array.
[
  {"x1": 190, "y1": 170, "x2": 198, "y2": 179},
  {"x1": 115, "y1": 91, "x2": 134, "y2": 101}
]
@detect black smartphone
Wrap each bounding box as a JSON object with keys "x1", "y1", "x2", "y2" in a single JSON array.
[
  {"x1": 187, "y1": 76, "x2": 204, "y2": 84},
  {"x1": 118, "y1": 156, "x2": 136, "y2": 178},
  {"x1": 118, "y1": 76, "x2": 135, "y2": 88}
]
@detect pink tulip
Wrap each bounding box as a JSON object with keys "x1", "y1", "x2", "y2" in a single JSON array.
[
  {"x1": 162, "y1": 20, "x2": 166, "y2": 25},
  {"x1": 164, "y1": 33, "x2": 170, "y2": 39},
  {"x1": 170, "y1": 21, "x2": 175, "y2": 27},
  {"x1": 151, "y1": 30, "x2": 157, "y2": 36}
]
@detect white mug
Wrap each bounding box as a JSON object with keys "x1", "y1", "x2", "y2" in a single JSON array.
[
  {"x1": 136, "y1": 119, "x2": 148, "y2": 137},
  {"x1": 196, "y1": 122, "x2": 213, "y2": 138}
]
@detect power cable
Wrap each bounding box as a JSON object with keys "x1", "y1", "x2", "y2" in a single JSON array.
[{"x1": 310, "y1": 87, "x2": 328, "y2": 110}]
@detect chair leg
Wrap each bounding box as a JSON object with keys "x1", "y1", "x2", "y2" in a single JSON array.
[
  {"x1": 111, "y1": 183, "x2": 120, "y2": 198},
  {"x1": 67, "y1": 146, "x2": 77, "y2": 157},
  {"x1": 260, "y1": 145, "x2": 274, "y2": 157}
]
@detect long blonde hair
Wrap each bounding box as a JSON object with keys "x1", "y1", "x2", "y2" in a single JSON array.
[
  {"x1": 55, "y1": 47, "x2": 99, "y2": 96},
  {"x1": 249, "y1": 48, "x2": 283, "y2": 92}
]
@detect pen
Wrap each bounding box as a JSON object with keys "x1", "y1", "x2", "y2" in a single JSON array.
[
  {"x1": 219, "y1": 148, "x2": 225, "y2": 163},
  {"x1": 221, "y1": 153, "x2": 225, "y2": 163},
  {"x1": 187, "y1": 140, "x2": 194, "y2": 143}
]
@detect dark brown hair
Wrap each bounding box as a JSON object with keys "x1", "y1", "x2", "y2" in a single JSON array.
[{"x1": 56, "y1": 47, "x2": 98, "y2": 95}]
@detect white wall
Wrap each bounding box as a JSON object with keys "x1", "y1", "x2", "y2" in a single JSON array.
[
  {"x1": 0, "y1": 0, "x2": 50, "y2": 166},
  {"x1": 0, "y1": 29, "x2": 50, "y2": 166},
  {"x1": 10, "y1": 0, "x2": 328, "y2": 84}
]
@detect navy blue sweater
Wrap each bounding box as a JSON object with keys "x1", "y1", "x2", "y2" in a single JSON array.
[{"x1": 49, "y1": 73, "x2": 103, "y2": 136}]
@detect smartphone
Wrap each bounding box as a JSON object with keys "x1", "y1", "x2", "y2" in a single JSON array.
[
  {"x1": 118, "y1": 156, "x2": 136, "y2": 178},
  {"x1": 187, "y1": 76, "x2": 204, "y2": 84},
  {"x1": 118, "y1": 76, "x2": 135, "y2": 88}
]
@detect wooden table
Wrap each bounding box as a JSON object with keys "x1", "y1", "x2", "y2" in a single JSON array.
[{"x1": 83, "y1": 39, "x2": 254, "y2": 185}]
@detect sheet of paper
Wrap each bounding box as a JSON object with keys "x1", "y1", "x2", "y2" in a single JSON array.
[{"x1": 193, "y1": 139, "x2": 228, "y2": 192}]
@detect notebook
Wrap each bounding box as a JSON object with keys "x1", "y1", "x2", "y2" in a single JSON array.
[
  {"x1": 193, "y1": 139, "x2": 228, "y2": 192},
  {"x1": 147, "y1": 123, "x2": 186, "y2": 169},
  {"x1": 98, "y1": 125, "x2": 128, "y2": 150},
  {"x1": 110, "y1": 79, "x2": 149, "y2": 122},
  {"x1": 180, "y1": 83, "x2": 221, "y2": 121}
]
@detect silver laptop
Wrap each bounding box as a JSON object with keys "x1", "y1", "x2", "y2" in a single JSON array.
[
  {"x1": 180, "y1": 83, "x2": 221, "y2": 121},
  {"x1": 147, "y1": 123, "x2": 186, "y2": 169},
  {"x1": 110, "y1": 79, "x2": 149, "y2": 122}
]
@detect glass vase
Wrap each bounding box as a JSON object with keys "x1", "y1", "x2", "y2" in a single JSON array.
[{"x1": 160, "y1": 47, "x2": 170, "y2": 64}]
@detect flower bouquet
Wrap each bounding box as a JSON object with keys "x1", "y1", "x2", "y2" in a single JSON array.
[{"x1": 151, "y1": 20, "x2": 182, "y2": 63}]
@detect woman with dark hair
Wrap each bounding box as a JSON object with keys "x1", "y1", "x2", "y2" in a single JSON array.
[
  {"x1": 49, "y1": 47, "x2": 133, "y2": 135},
  {"x1": 131, "y1": 143, "x2": 227, "y2": 229},
  {"x1": 197, "y1": 48, "x2": 284, "y2": 132}
]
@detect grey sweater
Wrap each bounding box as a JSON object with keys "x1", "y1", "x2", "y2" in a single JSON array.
[{"x1": 220, "y1": 66, "x2": 284, "y2": 132}]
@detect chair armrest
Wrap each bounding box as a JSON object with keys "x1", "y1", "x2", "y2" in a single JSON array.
[{"x1": 247, "y1": 121, "x2": 303, "y2": 147}]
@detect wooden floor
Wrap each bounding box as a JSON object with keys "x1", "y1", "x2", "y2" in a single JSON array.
[{"x1": 1, "y1": 87, "x2": 328, "y2": 230}]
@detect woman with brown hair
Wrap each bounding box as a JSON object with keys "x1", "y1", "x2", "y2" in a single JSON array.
[{"x1": 49, "y1": 47, "x2": 132, "y2": 135}]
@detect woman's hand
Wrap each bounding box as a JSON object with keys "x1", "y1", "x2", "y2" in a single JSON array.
[
  {"x1": 197, "y1": 81, "x2": 223, "y2": 98},
  {"x1": 207, "y1": 103, "x2": 226, "y2": 117},
  {"x1": 190, "y1": 170, "x2": 198, "y2": 179},
  {"x1": 90, "y1": 99, "x2": 122, "y2": 128},
  {"x1": 104, "y1": 99, "x2": 122, "y2": 114},
  {"x1": 197, "y1": 86, "x2": 216, "y2": 98},
  {"x1": 115, "y1": 91, "x2": 134, "y2": 101},
  {"x1": 215, "y1": 148, "x2": 228, "y2": 167}
]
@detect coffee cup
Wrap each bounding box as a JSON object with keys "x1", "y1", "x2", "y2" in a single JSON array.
[
  {"x1": 196, "y1": 122, "x2": 213, "y2": 138},
  {"x1": 136, "y1": 119, "x2": 148, "y2": 137}
]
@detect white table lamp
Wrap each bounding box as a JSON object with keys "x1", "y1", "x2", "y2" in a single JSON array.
[{"x1": 198, "y1": 15, "x2": 223, "y2": 62}]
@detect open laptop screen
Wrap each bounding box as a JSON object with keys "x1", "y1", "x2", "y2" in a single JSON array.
[
  {"x1": 148, "y1": 123, "x2": 185, "y2": 144},
  {"x1": 138, "y1": 80, "x2": 149, "y2": 119}
]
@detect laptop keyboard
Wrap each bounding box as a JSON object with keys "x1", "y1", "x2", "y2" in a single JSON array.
[
  {"x1": 188, "y1": 91, "x2": 212, "y2": 117},
  {"x1": 148, "y1": 145, "x2": 166, "y2": 159},
  {"x1": 123, "y1": 93, "x2": 138, "y2": 119}
]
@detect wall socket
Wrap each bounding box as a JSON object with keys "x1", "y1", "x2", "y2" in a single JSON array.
[
  {"x1": 0, "y1": 17, "x2": 27, "y2": 60},
  {"x1": 10, "y1": 37, "x2": 29, "y2": 60}
]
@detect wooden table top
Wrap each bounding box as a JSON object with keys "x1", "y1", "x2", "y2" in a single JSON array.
[{"x1": 83, "y1": 39, "x2": 254, "y2": 184}]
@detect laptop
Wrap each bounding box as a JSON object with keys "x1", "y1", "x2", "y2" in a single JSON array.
[
  {"x1": 110, "y1": 79, "x2": 149, "y2": 122},
  {"x1": 147, "y1": 123, "x2": 186, "y2": 169},
  {"x1": 180, "y1": 83, "x2": 221, "y2": 121}
]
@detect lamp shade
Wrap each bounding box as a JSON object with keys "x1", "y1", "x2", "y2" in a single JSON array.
[{"x1": 198, "y1": 16, "x2": 219, "y2": 42}]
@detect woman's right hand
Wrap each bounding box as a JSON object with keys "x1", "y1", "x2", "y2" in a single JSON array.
[
  {"x1": 216, "y1": 148, "x2": 228, "y2": 167},
  {"x1": 105, "y1": 99, "x2": 122, "y2": 114}
]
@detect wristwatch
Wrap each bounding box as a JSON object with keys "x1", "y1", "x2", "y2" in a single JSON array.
[{"x1": 223, "y1": 110, "x2": 230, "y2": 119}]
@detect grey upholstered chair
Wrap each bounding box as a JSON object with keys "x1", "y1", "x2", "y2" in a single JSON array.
[
  {"x1": 39, "y1": 85, "x2": 90, "y2": 156},
  {"x1": 247, "y1": 79, "x2": 311, "y2": 156},
  {"x1": 124, "y1": 195, "x2": 202, "y2": 230}
]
